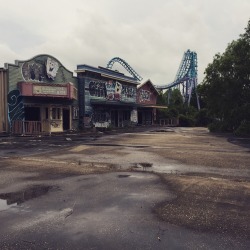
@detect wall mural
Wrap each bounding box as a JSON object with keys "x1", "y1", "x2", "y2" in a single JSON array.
[
  {"x1": 46, "y1": 57, "x2": 59, "y2": 80},
  {"x1": 139, "y1": 89, "x2": 151, "y2": 102},
  {"x1": 7, "y1": 89, "x2": 24, "y2": 125},
  {"x1": 89, "y1": 80, "x2": 136, "y2": 102},
  {"x1": 22, "y1": 57, "x2": 59, "y2": 82}
]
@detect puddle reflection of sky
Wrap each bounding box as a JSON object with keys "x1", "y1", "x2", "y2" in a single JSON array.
[{"x1": 0, "y1": 198, "x2": 17, "y2": 211}]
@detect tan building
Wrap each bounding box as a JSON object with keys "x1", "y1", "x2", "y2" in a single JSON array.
[
  {"x1": 4, "y1": 55, "x2": 78, "y2": 135},
  {"x1": 0, "y1": 68, "x2": 8, "y2": 133}
]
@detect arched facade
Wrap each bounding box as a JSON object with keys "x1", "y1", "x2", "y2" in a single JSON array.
[{"x1": 4, "y1": 55, "x2": 78, "y2": 134}]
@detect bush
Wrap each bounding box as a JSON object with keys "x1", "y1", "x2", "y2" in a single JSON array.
[
  {"x1": 234, "y1": 120, "x2": 250, "y2": 136},
  {"x1": 195, "y1": 109, "x2": 212, "y2": 126},
  {"x1": 179, "y1": 114, "x2": 195, "y2": 127},
  {"x1": 208, "y1": 120, "x2": 231, "y2": 132}
]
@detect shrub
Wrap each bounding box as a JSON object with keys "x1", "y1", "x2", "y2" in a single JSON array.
[
  {"x1": 195, "y1": 109, "x2": 212, "y2": 126},
  {"x1": 234, "y1": 120, "x2": 250, "y2": 136},
  {"x1": 179, "y1": 114, "x2": 195, "y2": 127},
  {"x1": 208, "y1": 120, "x2": 232, "y2": 132}
]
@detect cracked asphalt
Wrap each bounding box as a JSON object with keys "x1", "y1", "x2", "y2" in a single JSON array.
[{"x1": 0, "y1": 127, "x2": 249, "y2": 249}]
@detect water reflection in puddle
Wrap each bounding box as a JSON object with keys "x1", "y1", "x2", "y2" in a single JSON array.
[
  {"x1": 133, "y1": 163, "x2": 250, "y2": 178},
  {"x1": 0, "y1": 199, "x2": 17, "y2": 211},
  {"x1": 0, "y1": 185, "x2": 54, "y2": 211}
]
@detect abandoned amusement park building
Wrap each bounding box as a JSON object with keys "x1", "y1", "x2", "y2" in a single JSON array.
[{"x1": 0, "y1": 54, "x2": 169, "y2": 135}]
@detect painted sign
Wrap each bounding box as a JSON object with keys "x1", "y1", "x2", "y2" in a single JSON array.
[
  {"x1": 22, "y1": 56, "x2": 60, "y2": 82},
  {"x1": 33, "y1": 85, "x2": 67, "y2": 96},
  {"x1": 46, "y1": 57, "x2": 59, "y2": 80},
  {"x1": 131, "y1": 108, "x2": 138, "y2": 123}
]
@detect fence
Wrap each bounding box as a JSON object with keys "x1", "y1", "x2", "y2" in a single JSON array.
[{"x1": 12, "y1": 120, "x2": 42, "y2": 135}]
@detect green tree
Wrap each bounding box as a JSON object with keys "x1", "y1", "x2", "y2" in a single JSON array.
[{"x1": 203, "y1": 19, "x2": 250, "y2": 133}]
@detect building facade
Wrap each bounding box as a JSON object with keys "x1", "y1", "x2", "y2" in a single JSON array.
[
  {"x1": 0, "y1": 68, "x2": 8, "y2": 133},
  {"x1": 137, "y1": 80, "x2": 160, "y2": 125},
  {"x1": 5, "y1": 55, "x2": 78, "y2": 134},
  {"x1": 0, "y1": 56, "x2": 170, "y2": 135},
  {"x1": 76, "y1": 65, "x2": 139, "y2": 128}
]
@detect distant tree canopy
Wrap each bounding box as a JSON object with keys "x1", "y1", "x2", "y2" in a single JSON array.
[{"x1": 201, "y1": 19, "x2": 250, "y2": 135}]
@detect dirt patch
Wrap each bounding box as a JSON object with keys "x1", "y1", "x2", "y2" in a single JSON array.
[
  {"x1": 155, "y1": 174, "x2": 250, "y2": 239},
  {"x1": 0, "y1": 157, "x2": 117, "y2": 177}
]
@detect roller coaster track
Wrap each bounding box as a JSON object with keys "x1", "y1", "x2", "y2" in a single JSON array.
[
  {"x1": 106, "y1": 57, "x2": 143, "y2": 81},
  {"x1": 155, "y1": 50, "x2": 200, "y2": 108}
]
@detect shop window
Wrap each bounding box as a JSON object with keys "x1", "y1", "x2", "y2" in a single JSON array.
[
  {"x1": 52, "y1": 108, "x2": 61, "y2": 120},
  {"x1": 72, "y1": 107, "x2": 79, "y2": 119}
]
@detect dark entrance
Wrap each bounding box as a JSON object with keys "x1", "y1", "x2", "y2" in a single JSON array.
[
  {"x1": 138, "y1": 111, "x2": 142, "y2": 125},
  {"x1": 111, "y1": 110, "x2": 119, "y2": 127},
  {"x1": 63, "y1": 109, "x2": 70, "y2": 131},
  {"x1": 24, "y1": 107, "x2": 40, "y2": 121}
]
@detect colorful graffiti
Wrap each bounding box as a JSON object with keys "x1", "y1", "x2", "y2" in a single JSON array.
[
  {"x1": 106, "y1": 81, "x2": 122, "y2": 101},
  {"x1": 89, "y1": 80, "x2": 136, "y2": 102},
  {"x1": 7, "y1": 89, "x2": 24, "y2": 125},
  {"x1": 139, "y1": 89, "x2": 151, "y2": 102},
  {"x1": 89, "y1": 81, "x2": 106, "y2": 97}
]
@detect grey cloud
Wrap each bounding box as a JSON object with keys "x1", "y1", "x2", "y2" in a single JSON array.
[{"x1": 0, "y1": 0, "x2": 249, "y2": 85}]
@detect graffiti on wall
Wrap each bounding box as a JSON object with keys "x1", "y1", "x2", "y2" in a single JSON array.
[
  {"x1": 89, "y1": 81, "x2": 106, "y2": 97},
  {"x1": 89, "y1": 80, "x2": 136, "y2": 102},
  {"x1": 91, "y1": 111, "x2": 110, "y2": 123},
  {"x1": 106, "y1": 81, "x2": 122, "y2": 101},
  {"x1": 139, "y1": 89, "x2": 151, "y2": 102},
  {"x1": 7, "y1": 90, "x2": 24, "y2": 125}
]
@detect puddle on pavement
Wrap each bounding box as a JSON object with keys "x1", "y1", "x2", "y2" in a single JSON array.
[
  {"x1": 132, "y1": 163, "x2": 250, "y2": 178},
  {"x1": 118, "y1": 174, "x2": 130, "y2": 178},
  {"x1": 151, "y1": 129, "x2": 174, "y2": 133},
  {"x1": 0, "y1": 199, "x2": 17, "y2": 211},
  {"x1": 0, "y1": 185, "x2": 54, "y2": 211}
]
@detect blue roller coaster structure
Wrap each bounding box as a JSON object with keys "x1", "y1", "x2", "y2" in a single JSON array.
[
  {"x1": 107, "y1": 50, "x2": 200, "y2": 109},
  {"x1": 155, "y1": 49, "x2": 200, "y2": 109},
  {"x1": 106, "y1": 57, "x2": 143, "y2": 81}
]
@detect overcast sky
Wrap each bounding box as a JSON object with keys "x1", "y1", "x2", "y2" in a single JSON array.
[{"x1": 0, "y1": 0, "x2": 249, "y2": 85}]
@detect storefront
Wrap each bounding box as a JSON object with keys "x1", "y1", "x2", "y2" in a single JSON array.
[
  {"x1": 137, "y1": 80, "x2": 164, "y2": 125},
  {"x1": 5, "y1": 55, "x2": 78, "y2": 135},
  {"x1": 76, "y1": 65, "x2": 139, "y2": 128}
]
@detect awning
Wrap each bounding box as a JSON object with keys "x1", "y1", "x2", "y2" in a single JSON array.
[
  {"x1": 90, "y1": 99, "x2": 136, "y2": 107},
  {"x1": 137, "y1": 104, "x2": 168, "y2": 109}
]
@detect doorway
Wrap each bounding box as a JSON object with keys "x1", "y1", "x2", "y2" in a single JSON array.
[
  {"x1": 63, "y1": 109, "x2": 70, "y2": 131},
  {"x1": 24, "y1": 107, "x2": 40, "y2": 121}
]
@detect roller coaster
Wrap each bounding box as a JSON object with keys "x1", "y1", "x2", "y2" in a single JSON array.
[
  {"x1": 154, "y1": 49, "x2": 200, "y2": 108},
  {"x1": 107, "y1": 50, "x2": 200, "y2": 108},
  {"x1": 106, "y1": 57, "x2": 143, "y2": 81}
]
